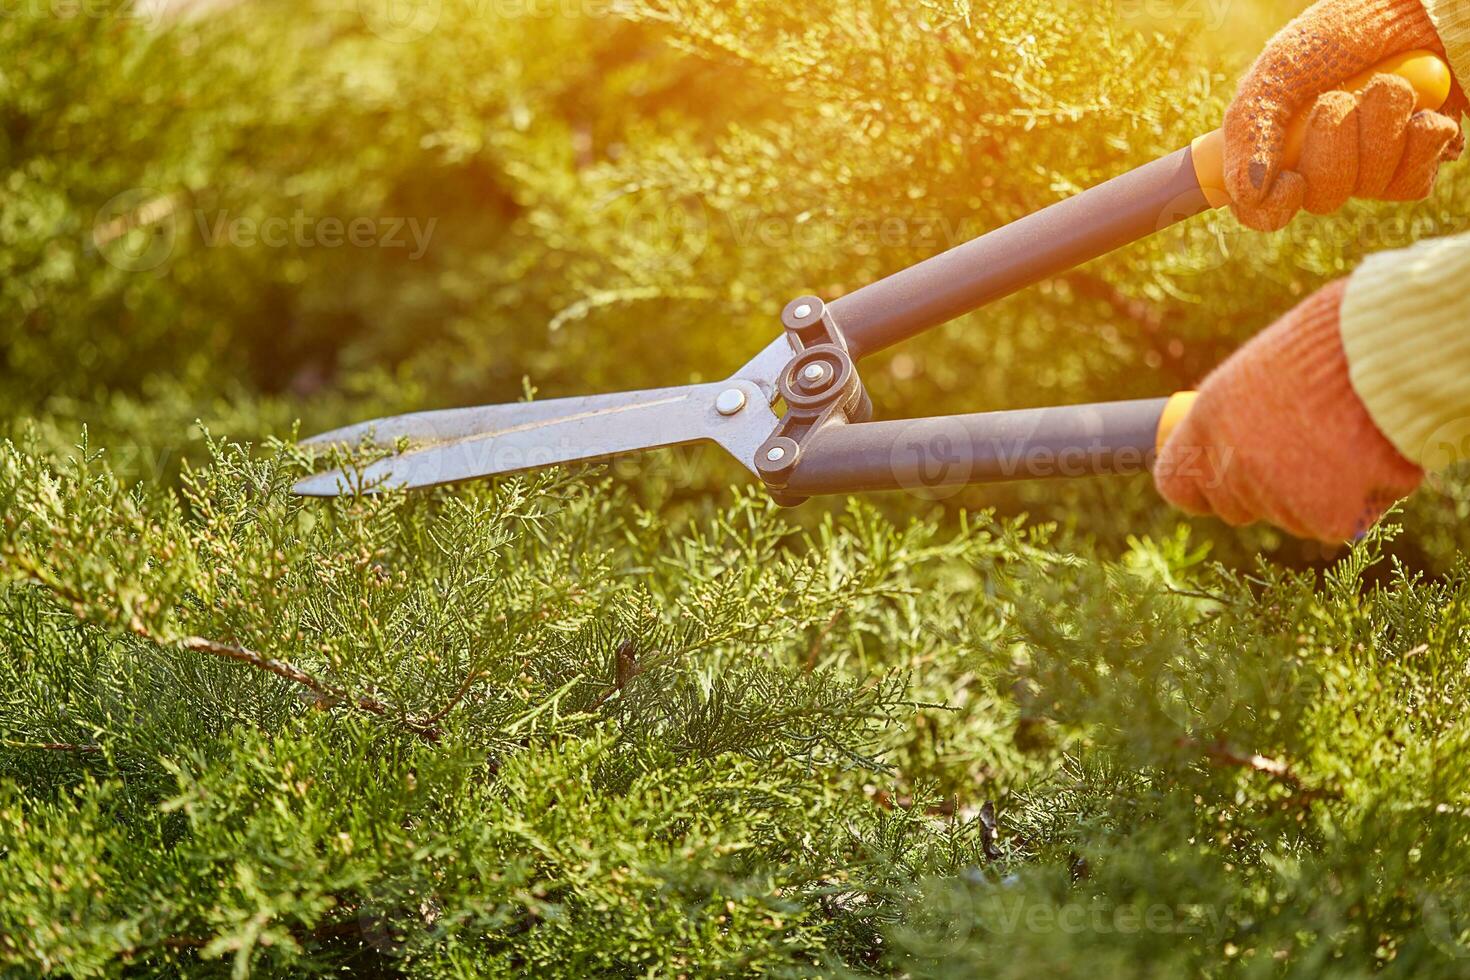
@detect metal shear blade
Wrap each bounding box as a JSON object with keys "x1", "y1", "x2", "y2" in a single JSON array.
[{"x1": 292, "y1": 337, "x2": 792, "y2": 496}]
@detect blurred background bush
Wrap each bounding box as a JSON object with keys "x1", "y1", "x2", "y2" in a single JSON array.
[{"x1": 4, "y1": 0, "x2": 1469, "y2": 556}]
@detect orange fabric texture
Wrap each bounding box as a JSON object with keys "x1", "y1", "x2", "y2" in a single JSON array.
[
  {"x1": 1155, "y1": 280, "x2": 1425, "y2": 543},
  {"x1": 1226, "y1": 0, "x2": 1466, "y2": 231}
]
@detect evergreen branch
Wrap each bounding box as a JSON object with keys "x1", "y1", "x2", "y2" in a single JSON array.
[
  {"x1": 2, "y1": 738, "x2": 102, "y2": 754},
  {"x1": 805, "y1": 608, "x2": 846, "y2": 671},
  {"x1": 175, "y1": 636, "x2": 441, "y2": 743},
  {"x1": 141, "y1": 917, "x2": 368, "y2": 956},
  {"x1": 547, "y1": 286, "x2": 716, "y2": 333},
  {"x1": 177, "y1": 636, "x2": 343, "y2": 702},
  {"x1": 417, "y1": 665, "x2": 487, "y2": 729},
  {"x1": 1166, "y1": 586, "x2": 1237, "y2": 605},
  {"x1": 1182, "y1": 738, "x2": 1341, "y2": 803},
  {"x1": 2, "y1": 550, "x2": 442, "y2": 743}
]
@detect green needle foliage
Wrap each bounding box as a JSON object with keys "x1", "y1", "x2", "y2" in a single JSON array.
[
  {"x1": 7, "y1": 433, "x2": 1470, "y2": 977},
  {"x1": 7, "y1": 0, "x2": 1470, "y2": 975}
]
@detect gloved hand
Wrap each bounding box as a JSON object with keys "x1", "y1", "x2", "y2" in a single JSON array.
[
  {"x1": 1154, "y1": 280, "x2": 1425, "y2": 543},
  {"x1": 1227, "y1": 0, "x2": 1467, "y2": 231}
]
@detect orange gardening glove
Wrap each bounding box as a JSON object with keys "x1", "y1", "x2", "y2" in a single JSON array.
[
  {"x1": 1227, "y1": 0, "x2": 1467, "y2": 231},
  {"x1": 1154, "y1": 280, "x2": 1424, "y2": 543}
]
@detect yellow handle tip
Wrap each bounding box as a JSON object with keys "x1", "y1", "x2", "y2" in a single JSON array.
[
  {"x1": 1370, "y1": 50, "x2": 1454, "y2": 113},
  {"x1": 1156, "y1": 391, "x2": 1201, "y2": 456}
]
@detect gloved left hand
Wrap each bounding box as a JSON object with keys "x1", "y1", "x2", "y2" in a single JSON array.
[{"x1": 1226, "y1": 0, "x2": 1467, "y2": 231}]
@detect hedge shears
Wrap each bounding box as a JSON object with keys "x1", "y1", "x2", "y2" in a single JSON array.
[{"x1": 296, "y1": 53, "x2": 1451, "y2": 504}]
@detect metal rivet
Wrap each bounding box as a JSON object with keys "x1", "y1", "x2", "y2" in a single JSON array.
[
  {"x1": 793, "y1": 304, "x2": 813, "y2": 320},
  {"x1": 801, "y1": 364, "x2": 826, "y2": 382},
  {"x1": 715, "y1": 388, "x2": 747, "y2": 416},
  {"x1": 766, "y1": 446, "x2": 787, "y2": 463}
]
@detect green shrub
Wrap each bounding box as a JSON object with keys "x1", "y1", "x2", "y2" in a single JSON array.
[{"x1": 6, "y1": 434, "x2": 1470, "y2": 976}]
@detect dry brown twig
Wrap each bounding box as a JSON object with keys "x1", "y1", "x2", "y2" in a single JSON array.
[
  {"x1": 3, "y1": 550, "x2": 446, "y2": 743},
  {"x1": 1180, "y1": 737, "x2": 1341, "y2": 803},
  {"x1": 2, "y1": 739, "x2": 103, "y2": 754}
]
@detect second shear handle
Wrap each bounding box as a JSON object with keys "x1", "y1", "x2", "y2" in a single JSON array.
[{"x1": 781, "y1": 398, "x2": 1178, "y2": 497}]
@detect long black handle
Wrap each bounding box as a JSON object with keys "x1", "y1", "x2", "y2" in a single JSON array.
[
  {"x1": 828, "y1": 147, "x2": 1211, "y2": 360},
  {"x1": 780, "y1": 398, "x2": 1172, "y2": 497}
]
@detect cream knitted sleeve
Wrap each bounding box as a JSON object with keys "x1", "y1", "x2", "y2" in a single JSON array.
[{"x1": 1341, "y1": 232, "x2": 1470, "y2": 469}]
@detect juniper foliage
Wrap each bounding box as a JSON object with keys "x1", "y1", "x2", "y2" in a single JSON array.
[{"x1": 7, "y1": 430, "x2": 1470, "y2": 976}]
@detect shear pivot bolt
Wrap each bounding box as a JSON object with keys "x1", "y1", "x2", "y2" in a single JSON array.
[
  {"x1": 801, "y1": 364, "x2": 826, "y2": 383},
  {"x1": 793, "y1": 304, "x2": 813, "y2": 320},
  {"x1": 766, "y1": 447, "x2": 787, "y2": 463},
  {"x1": 715, "y1": 388, "x2": 747, "y2": 416}
]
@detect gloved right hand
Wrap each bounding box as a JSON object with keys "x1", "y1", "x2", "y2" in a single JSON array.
[
  {"x1": 1154, "y1": 279, "x2": 1425, "y2": 543},
  {"x1": 1227, "y1": 0, "x2": 1467, "y2": 231}
]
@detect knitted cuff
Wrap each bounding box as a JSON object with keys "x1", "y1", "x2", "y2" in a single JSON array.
[
  {"x1": 1422, "y1": 0, "x2": 1470, "y2": 92},
  {"x1": 1342, "y1": 233, "x2": 1470, "y2": 470}
]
